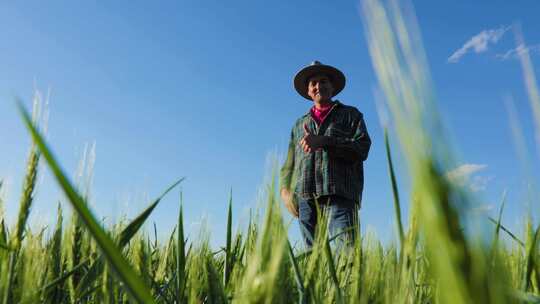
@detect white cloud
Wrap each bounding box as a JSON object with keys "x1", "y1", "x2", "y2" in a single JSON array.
[
  {"x1": 496, "y1": 43, "x2": 540, "y2": 60},
  {"x1": 446, "y1": 163, "x2": 493, "y2": 192},
  {"x1": 446, "y1": 164, "x2": 487, "y2": 181},
  {"x1": 470, "y1": 175, "x2": 495, "y2": 192},
  {"x1": 448, "y1": 26, "x2": 510, "y2": 63},
  {"x1": 469, "y1": 203, "x2": 495, "y2": 214}
]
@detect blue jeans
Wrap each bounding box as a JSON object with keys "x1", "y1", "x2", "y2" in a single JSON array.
[{"x1": 298, "y1": 195, "x2": 358, "y2": 248}]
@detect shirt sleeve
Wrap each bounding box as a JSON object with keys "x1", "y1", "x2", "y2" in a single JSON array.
[
  {"x1": 327, "y1": 111, "x2": 371, "y2": 162},
  {"x1": 279, "y1": 127, "x2": 296, "y2": 190}
]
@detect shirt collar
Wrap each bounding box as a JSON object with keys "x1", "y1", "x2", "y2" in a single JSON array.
[{"x1": 303, "y1": 100, "x2": 341, "y2": 117}]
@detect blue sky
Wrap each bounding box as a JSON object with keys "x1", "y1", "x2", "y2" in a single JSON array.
[{"x1": 1, "y1": 0, "x2": 539, "y2": 246}]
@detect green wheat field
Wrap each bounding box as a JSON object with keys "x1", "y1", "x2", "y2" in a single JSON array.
[{"x1": 1, "y1": 1, "x2": 539, "y2": 303}]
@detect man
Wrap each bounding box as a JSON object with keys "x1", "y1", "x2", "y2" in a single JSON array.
[{"x1": 279, "y1": 61, "x2": 371, "y2": 248}]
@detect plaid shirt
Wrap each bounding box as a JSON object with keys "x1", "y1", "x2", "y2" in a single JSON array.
[{"x1": 279, "y1": 101, "x2": 371, "y2": 205}]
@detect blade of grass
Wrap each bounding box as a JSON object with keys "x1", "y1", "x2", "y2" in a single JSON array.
[
  {"x1": 118, "y1": 178, "x2": 184, "y2": 248},
  {"x1": 523, "y1": 225, "x2": 540, "y2": 291},
  {"x1": 0, "y1": 220, "x2": 6, "y2": 248},
  {"x1": 43, "y1": 203, "x2": 64, "y2": 303},
  {"x1": 224, "y1": 189, "x2": 233, "y2": 287},
  {"x1": 176, "y1": 193, "x2": 186, "y2": 303},
  {"x1": 0, "y1": 241, "x2": 9, "y2": 251},
  {"x1": 75, "y1": 179, "x2": 183, "y2": 299},
  {"x1": 77, "y1": 284, "x2": 101, "y2": 302},
  {"x1": 385, "y1": 128, "x2": 405, "y2": 246},
  {"x1": 324, "y1": 237, "x2": 343, "y2": 304},
  {"x1": 493, "y1": 190, "x2": 507, "y2": 242},
  {"x1": 488, "y1": 217, "x2": 525, "y2": 248},
  {"x1": 294, "y1": 227, "x2": 355, "y2": 262},
  {"x1": 513, "y1": 290, "x2": 540, "y2": 303},
  {"x1": 489, "y1": 190, "x2": 507, "y2": 274},
  {"x1": 0, "y1": 220, "x2": 10, "y2": 250},
  {"x1": 514, "y1": 25, "x2": 540, "y2": 154},
  {"x1": 2, "y1": 126, "x2": 40, "y2": 304},
  {"x1": 73, "y1": 258, "x2": 99, "y2": 300},
  {"x1": 287, "y1": 239, "x2": 305, "y2": 304},
  {"x1": 18, "y1": 100, "x2": 156, "y2": 304},
  {"x1": 206, "y1": 255, "x2": 227, "y2": 304},
  {"x1": 40, "y1": 259, "x2": 88, "y2": 295}
]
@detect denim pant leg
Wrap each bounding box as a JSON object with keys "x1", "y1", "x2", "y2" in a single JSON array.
[
  {"x1": 326, "y1": 196, "x2": 358, "y2": 247},
  {"x1": 298, "y1": 198, "x2": 317, "y2": 248}
]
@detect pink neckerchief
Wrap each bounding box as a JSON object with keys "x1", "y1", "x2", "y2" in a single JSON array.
[{"x1": 310, "y1": 102, "x2": 335, "y2": 126}]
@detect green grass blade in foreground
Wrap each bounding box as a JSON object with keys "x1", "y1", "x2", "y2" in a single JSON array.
[
  {"x1": 3, "y1": 129, "x2": 40, "y2": 304},
  {"x1": 75, "y1": 178, "x2": 183, "y2": 299},
  {"x1": 287, "y1": 239, "x2": 305, "y2": 303},
  {"x1": 0, "y1": 219, "x2": 5, "y2": 238},
  {"x1": 176, "y1": 194, "x2": 186, "y2": 303},
  {"x1": 384, "y1": 128, "x2": 404, "y2": 245},
  {"x1": 206, "y1": 255, "x2": 227, "y2": 303},
  {"x1": 18, "y1": 102, "x2": 156, "y2": 304},
  {"x1": 488, "y1": 217, "x2": 525, "y2": 248},
  {"x1": 119, "y1": 178, "x2": 184, "y2": 248},
  {"x1": 490, "y1": 190, "x2": 507, "y2": 273},
  {"x1": 324, "y1": 238, "x2": 343, "y2": 304},
  {"x1": 0, "y1": 220, "x2": 10, "y2": 250},
  {"x1": 493, "y1": 190, "x2": 507, "y2": 242},
  {"x1": 40, "y1": 259, "x2": 88, "y2": 296},
  {"x1": 0, "y1": 241, "x2": 9, "y2": 250},
  {"x1": 512, "y1": 290, "x2": 540, "y2": 304},
  {"x1": 514, "y1": 26, "x2": 540, "y2": 149},
  {"x1": 523, "y1": 225, "x2": 540, "y2": 291},
  {"x1": 224, "y1": 189, "x2": 233, "y2": 287}
]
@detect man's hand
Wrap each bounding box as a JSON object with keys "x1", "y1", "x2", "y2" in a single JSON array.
[
  {"x1": 280, "y1": 188, "x2": 298, "y2": 218},
  {"x1": 299, "y1": 123, "x2": 329, "y2": 153}
]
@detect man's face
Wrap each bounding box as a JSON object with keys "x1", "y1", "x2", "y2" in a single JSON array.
[{"x1": 307, "y1": 74, "x2": 334, "y2": 103}]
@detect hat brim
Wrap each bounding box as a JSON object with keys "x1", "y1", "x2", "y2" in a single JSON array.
[{"x1": 293, "y1": 64, "x2": 346, "y2": 100}]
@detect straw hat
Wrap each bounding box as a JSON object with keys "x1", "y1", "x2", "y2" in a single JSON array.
[{"x1": 293, "y1": 61, "x2": 346, "y2": 100}]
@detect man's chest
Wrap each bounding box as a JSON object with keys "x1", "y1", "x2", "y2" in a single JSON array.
[{"x1": 296, "y1": 113, "x2": 353, "y2": 141}]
